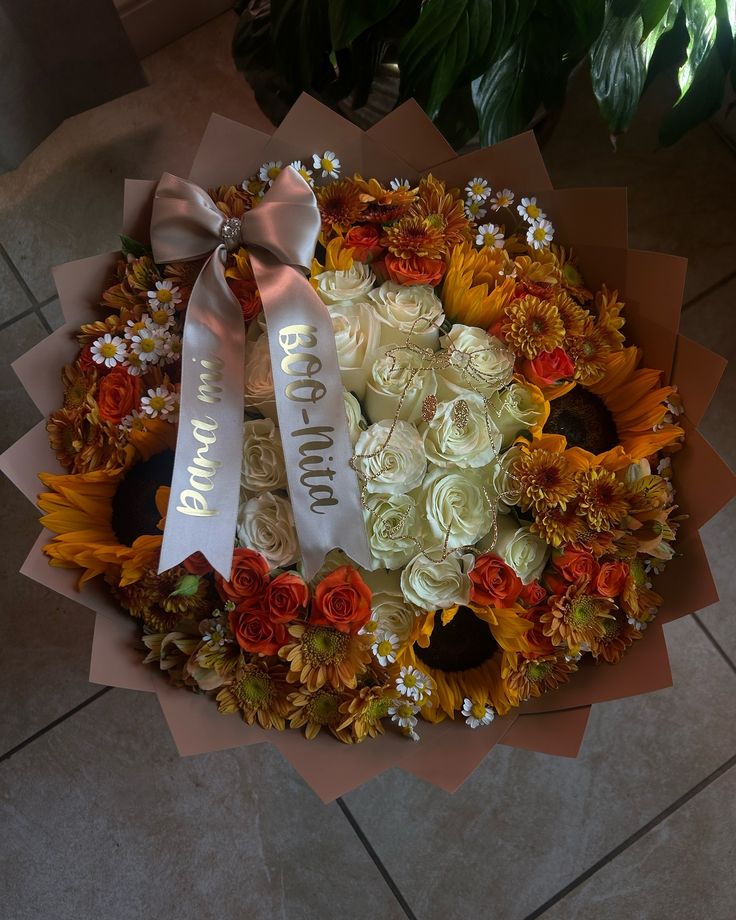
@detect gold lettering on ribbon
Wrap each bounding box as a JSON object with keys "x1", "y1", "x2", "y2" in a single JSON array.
[
  {"x1": 278, "y1": 324, "x2": 338, "y2": 513},
  {"x1": 176, "y1": 355, "x2": 224, "y2": 517}
]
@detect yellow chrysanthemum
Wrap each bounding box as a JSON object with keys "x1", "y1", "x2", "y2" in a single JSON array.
[
  {"x1": 382, "y1": 215, "x2": 445, "y2": 260},
  {"x1": 216, "y1": 658, "x2": 292, "y2": 730},
  {"x1": 503, "y1": 295, "x2": 566, "y2": 359},
  {"x1": 503, "y1": 652, "x2": 577, "y2": 700},
  {"x1": 513, "y1": 446, "x2": 578, "y2": 512},
  {"x1": 411, "y1": 174, "x2": 471, "y2": 251},
  {"x1": 288, "y1": 686, "x2": 354, "y2": 741},
  {"x1": 278, "y1": 623, "x2": 372, "y2": 691},
  {"x1": 317, "y1": 178, "x2": 366, "y2": 233},
  {"x1": 576, "y1": 467, "x2": 629, "y2": 531}
]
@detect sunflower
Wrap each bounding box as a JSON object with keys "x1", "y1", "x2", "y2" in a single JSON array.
[
  {"x1": 278, "y1": 623, "x2": 372, "y2": 691},
  {"x1": 504, "y1": 651, "x2": 577, "y2": 700},
  {"x1": 382, "y1": 215, "x2": 446, "y2": 260},
  {"x1": 216, "y1": 657, "x2": 292, "y2": 730},
  {"x1": 288, "y1": 686, "x2": 354, "y2": 741},
  {"x1": 441, "y1": 242, "x2": 513, "y2": 326},
  {"x1": 411, "y1": 175, "x2": 471, "y2": 251},
  {"x1": 540, "y1": 586, "x2": 616, "y2": 649},
  {"x1": 503, "y1": 295, "x2": 566, "y2": 359},
  {"x1": 317, "y1": 178, "x2": 366, "y2": 234}
]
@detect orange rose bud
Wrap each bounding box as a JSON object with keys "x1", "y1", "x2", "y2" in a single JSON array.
[
  {"x1": 519, "y1": 580, "x2": 547, "y2": 606},
  {"x1": 183, "y1": 551, "x2": 213, "y2": 576},
  {"x1": 384, "y1": 253, "x2": 446, "y2": 287},
  {"x1": 470, "y1": 554, "x2": 523, "y2": 607},
  {"x1": 596, "y1": 561, "x2": 629, "y2": 598},
  {"x1": 215, "y1": 547, "x2": 271, "y2": 605},
  {"x1": 266, "y1": 572, "x2": 309, "y2": 623},
  {"x1": 522, "y1": 347, "x2": 574, "y2": 388},
  {"x1": 345, "y1": 224, "x2": 384, "y2": 262},
  {"x1": 554, "y1": 549, "x2": 599, "y2": 585},
  {"x1": 229, "y1": 607, "x2": 286, "y2": 655},
  {"x1": 97, "y1": 365, "x2": 140, "y2": 425},
  {"x1": 311, "y1": 565, "x2": 372, "y2": 634}
]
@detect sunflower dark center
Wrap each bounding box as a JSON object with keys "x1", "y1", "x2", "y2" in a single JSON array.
[
  {"x1": 545, "y1": 387, "x2": 618, "y2": 454},
  {"x1": 414, "y1": 606, "x2": 498, "y2": 673},
  {"x1": 111, "y1": 450, "x2": 175, "y2": 546}
]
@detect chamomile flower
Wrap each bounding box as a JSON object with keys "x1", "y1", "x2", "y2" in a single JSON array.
[
  {"x1": 390, "y1": 178, "x2": 411, "y2": 190},
  {"x1": 90, "y1": 333, "x2": 126, "y2": 368},
  {"x1": 464, "y1": 199, "x2": 487, "y2": 221},
  {"x1": 388, "y1": 699, "x2": 419, "y2": 730},
  {"x1": 124, "y1": 317, "x2": 149, "y2": 340},
  {"x1": 527, "y1": 218, "x2": 555, "y2": 249},
  {"x1": 129, "y1": 328, "x2": 163, "y2": 364},
  {"x1": 242, "y1": 176, "x2": 266, "y2": 197},
  {"x1": 359, "y1": 618, "x2": 380, "y2": 638},
  {"x1": 258, "y1": 160, "x2": 283, "y2": 184},
  {"x1": 490, "y1": 187, "x2": 515, "y2": 210},
  {"x1": 465, "y1": 177, "x2": 491, "y2": 202},
  {"x1": 161, "y1": 332, "x2": 183, "y2": 364},
  {"x1": 123, "y1": 352, "x2": 144, "y2": 376},
  {"x1": 146, "y1": 302, "x2": 175, "y2": 329},
  {"x1": 147, "y1": 280, "x2": 181, "y2": 308},
  {"x1": 395, "y1": 665, "x2": 431, "y2": 702},
  {"x1": 475, "y1": 222, "x2": 505, "y2": 249},
  {"x1": 289, "y1": 160, "x2": 314, "y2": 187},
  {"x1": 119, "y1": 409, "x2": 147, "y2": 432},
  {"x1": 461, "y1": 698, "x2": 495, "y2": 728},
  {"x1": 372, "y1": 631, "x2": 399, "y2": 667},
  {"x1": 517, "y1": 196, "x2": 545, "y2": 222},
  {"x1": 312, "y1": 150, "x2": 341, "y2": 179},
  {"x1": 140, "y1": 386, "x2": 177, "y2": 418}
]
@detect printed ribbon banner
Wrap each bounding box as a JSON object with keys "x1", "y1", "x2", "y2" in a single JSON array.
[{"x1": 150, "y1": 168, "x2": 371, "y2": 579}]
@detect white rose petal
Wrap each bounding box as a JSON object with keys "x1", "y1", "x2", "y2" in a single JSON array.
[
  {"x1": 244, "y1": 333, "x2": 276, "y2": 420},
  {"x1": 488, "y1": 381, "x2": 547, "y2": 448},
  {"x1": 487, "y1": 444, "x2": 525, "y2": 510},
  {"x1": 368, "y1": 281, "x2": 444, "y2": 350},
  {"x1": 400, "y1": 548, "x2": 473, "y2": 610},
  {"x1": 329, "y1": 301, "x2": 381, "y2": 399},
  {"x1": 363, "y1": 491, "x2": 420, "y2": 570},
  {"x1": 421, "y1": 466, "x2": 492, "y2": 549},
  {"x1": 315, "y1": 262, "x2": 375, "y2": 304},
  {"x1": 241, "y1": 418, "x2": 287, "y2": 494},
  {"x1": 421, "y1": 392, "x2": 501, "y2": 469},
  {"x1": 365, "y1": 345, "x2": 437, "y2": 425},
  {"x1": 353, "y1": 420, "x2": 426, "y2": 495},
  {"x1": 236, "y1": 491, "x2": 299, "y2": 568},
  {"x1": 479, "y1": 515, "x2": 549, "y2": 584},
  {"x1": 361, "y1": 569, "x2": 421, "y2": 643},
  {"x1": 436, "y1": 325, "x2": 514, "y2": 400},
  {"x1": 343, "y1": 389, "x2": 366, "y2": 446}
]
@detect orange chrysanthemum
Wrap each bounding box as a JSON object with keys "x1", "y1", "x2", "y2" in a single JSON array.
[
  {"x1": 112, "y1": 565, "x2": 212, "y2": 632},
  {"x1": 553, "y1": 247, "x2": 593, "y2": 302},
  {"x1": 216, "y1": 658, "x2": 292, "y2": 730},
  {"x1": 504, "y1": 651, "x2": 577, "y2": 700},
  {"x1": 541, "y1": 587, "x2": 616, "y2": 648},
  {"x1": 209, "y1": 183, "x2": 255, "y2": 220},
  {"x1": 513, "y1": 447, "x2": 578, "y2": 512},
  {"x1": 337, "y1": 682, "x2": 393, "y2": 741},
  {"x1": 588, "y1": 610, "x2": 642, "y2": 663},
  {"x1": 576, "y1": 467, "x2": 629, "y2": 531},
  {"x1": 288, "y1": 686, "x2": 354, "y2": 741},
  {"x1": 317, "y1": 178, "x2": 366, "y2": 233},
  {"x1": 382, "y1": 215, "x2": 446, "y2": 260},
  {"x1": 411, "y1": 175, "x2": 471, "y2": 251},
  {"x1": 278, "y1": 623, "x2": 372, "y2": 691},
  {"x1": 352, "y1": 175, "x2": 415, "y2": 223},
  {"x1": 566, "y1": 319, "x2": 611, "y2": 386},
  {"x1": 530, "y1": 498, "x2": 588, "y2": 547},
  {"x1": 552, "y1": 290, "x2": 589, "y2": 336},
  {"x1": 594, "y1": 286, "x2": 626, "y2": 349},
  {"x1": 503, "y1": 295, "x2": 566, "y2": 359}
]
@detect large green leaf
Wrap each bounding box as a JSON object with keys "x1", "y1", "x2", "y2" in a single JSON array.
[
  {"x1": 677, "y1": 0, "x2": 718, "y2": 97},
  {"x1": 328, "y1": 0, "x2": 402, "y2": 50},
  {"x1": 271, "y1": 0, "x2": 335, "y2": 93},
  {"x1": 398, "y1": 0, "x2": 535, "y2": 119},
  {"x1": 641, "y1": 0, "x2": 675, "y2": 36}
]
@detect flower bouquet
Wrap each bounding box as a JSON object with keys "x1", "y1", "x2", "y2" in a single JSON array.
[{"x1": 2, "y1": 95, "x2": 734, "y2": 801}]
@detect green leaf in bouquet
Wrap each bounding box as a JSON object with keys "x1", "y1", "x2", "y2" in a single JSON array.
[
  {"x1": 328, "y1": 0, "x2": 402, "y2": 50},
  {"x1": 677, "y1": 0, "x2": 718, "y2": 99},
  {"x1": 434, "y1": 84, "x2": 480, "y2": 148},
  {"x1": 120, "y1": 235, "x2": 151, "y2": 259},
  {"x1": 641, "y1": 0, "x2": 677, "y2": 37}
]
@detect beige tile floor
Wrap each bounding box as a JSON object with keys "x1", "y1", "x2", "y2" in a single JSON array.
[{"x1": 1, "y1": 13, "x2": 734, "y2": 920}]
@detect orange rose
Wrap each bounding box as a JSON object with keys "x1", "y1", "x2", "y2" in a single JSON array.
[
  {"x1": 520, "y1": 606, "x2": 556, "y2": 658},
  {"x1": 519, "y1": 580, "x2": 547, "y2": 607},
  {"x1": 183, "y1": 552, "x2": 213, "y2": 576},
  {"x1": 384, "y1": 253, "x2": 445, "y2": 287},
  {"x1": 227, "y1": 277, "x2": 261, "y2": 324},
  {"x1": 596, "y1": 561, "x2": 629, "y2": 598},
  {"x1": 215, "y1": 548, "x2": 270, "y2": 606},
  {"x1": 266, "y1": 572, "x2": 309, "y2": 623},
  {"x1": 345, "y1": 224, "x2": 384, "y2": 262},
  {"x1": 97, "y1": 365, "x2": 140, "y2": 425},
  {"x1": 554, "y1": 549, "x2": 599, "y2": 585},
  {"x1": 522, "y1": 347, "x2": 574, "y2": 388},
  {"x1": 229, "y1": 607, "x2": 286, "y2": 655},
  {"x1": 311, "y1": 565, "x2": 372, "y2": 634},
  {"x1": 470, "y1": 554, "x2": 522, "y2": 607}
]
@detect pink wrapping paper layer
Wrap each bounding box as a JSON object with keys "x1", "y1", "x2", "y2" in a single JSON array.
[{"x1": 1, "y1": 94, "x2": 734, "y2": 802}]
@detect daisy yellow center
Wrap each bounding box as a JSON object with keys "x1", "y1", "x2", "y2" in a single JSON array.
[
  {"x1": 148, "y1": 395, "x2": 167, "y2": 412},
  {"x1": 130, "y1": 322, "x2": 146, "y2": 334},
  {"x1": 100, "y1": 342, "x2": 118, "y2": 358},
  {"x1": 377, "y1": 639, "x2": 393, "y2": 656},
  {"x1": 471, "y1": 702, "x2": 486, "y2": 719},
  {"x1": 304, "y1": 626, "x2": 347, "y2": 664},
  {"x1": 471, "y1": 183, "x2": 484, "y2": 195},
  {"x1": 403, "y1": 673, "x2": 418, "y2": 688},
  {"x1": 140, "y1": 338, "x2": 156, "y2": 353},
  {"x1": 130, "y1": 417, "x2": 146, "y2": 430},
  {"x1": 468, "y1": 202, "x2": 481, "y2": 214},
  {"x1": 321, "y1": 157, "x2": 334, "y2": 172},
  {"x1": 267, "y1": 165, "x2": 281, "y2": 180},
  {"x1": 498, "y1": 196, "x2": 510, "y2": 206},
  {"x1": 533, "y1": 226, "x2": 547, "y2": 241},
  {"x1": 483, "y1": 233, "x2": 495, "y2": 245},
  {"x1": 156, "y1": 289, "x2": 173, "y2": 303},
  {"x1": 151, "y1": 309, "x2": 169, "y2": 324},
  {"x1": 396, "y1": 702, "x2": 415, "y2": 719},
  {"x1": 526, "y1": 204, "x2": 541, "y2": 219}
]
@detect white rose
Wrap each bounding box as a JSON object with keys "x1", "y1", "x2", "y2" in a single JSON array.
[
  {"x1": 436, "y1": 325, "x2": 515, "y2": 400},
  {"x1": 400, "y1": 547, "x2": 473, "y2": 610},
  {"x1": 363, "y1": 491, "x2": 420, "y2": 570},
  {"x1": 329, "y1": 301, "x2": 381, "y2": 399},
  {"x1": 236, "y1": 491, "x2": 299, "y2": 568},
  {"x1": 315, "y1": 262, "x2": 375, "y2": 303},
  {"x1": 421, "y1": 466, "x2": 492, "y2": 549},
  {"x1": 479, "y1": 515, "x2": 549, "y2": 584},
  {"x1": 353, "y1": 420, "x2": 426, "y2": 494},
  {"x1": 488, "y1": 381, "x2": 547, "y2": 448},
  {"x1": 367, "y1": 281, "x2": 444, "y2": 350},
  {"x1": 241, "y1": 418, "x2": 287, "y2": 494},
  {"x1": 421, "y1": 392, "x2": 501, "y2": 469},
  {"x1": 244, "y1": 333, "x2": 276, "y2": 420},
  {"x1": 364, "y1": 346, "x2": 437, "y2": 425},
  {"x1": 360, "y1": 569, "x2": 420, "y2": 643},
  {"x1": 343, "y1": 389, "x2": 366, "y2": 446},
  {"x1": 488, "y1": 444, "x2": 525, "y2": 510}
]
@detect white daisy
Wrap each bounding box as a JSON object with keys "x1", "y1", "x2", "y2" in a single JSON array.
[
  {"x1": 289, "y1": 160, "x2": 314, "y2": 187},
  {"x1": 461, "y1": 697, "x2": 495, "y2": 729},
  {"x1": 358, "y1": 618, "x2": 380, "y2": 638},
  {"x1": 475, "y1": 222, "x2": 505, "y2": 249},
  {"x1": 465, "y1": 177, "x2": 491, "y2": 202},
  {"x1": 140, "y1": 386, "x2": 177, "y2": 418},
  {"x1": 90, "y1": 333, "x2": 126, "y2": 368},
  {"x1": 129, "y1": 328, "x2": 164, "y2": 363},
  {"x1": 517, "y1": 196, "x2": 545, "y2": 222},
  {"x1": 490, "y1": 187, "x2": 515, "y2": 210},
  {"x1": 526, "y1": 218, "x2": 555, "y2": 249},
  {"x1": 146, "y1": 302, "x2": 175, "y2": 330},
  {"x1": 312, "y1": 150, "x2": 341, "y2": 179},
  {"x1": 119, "y1": 409, "x2": 147, "y2": 432},
  {"x1": 123, "y1": 317, "x2": 150, "y2": 341},
  {"x1": 388, "y1": 699, "x2": 419, "y2": 730},
  {"x1": 122, "y1": 352, "x2": 144, "y2": 376},
  {"x1": 464, "y1": 199, "x2": 487, "y2": 221},
  {"x1": 258, "y1": 160, "x2": 283, "y2": 184},
  {"x1": 160, "y1": 331, "x2": 183, "y2": 364},
  {"x1": 371, "y1": 631, "x2": 399, "y2": 667},
  {"x1": 147, "y1": 280, "x2": 181, "y2": 308},
  {"x1": 395, "y1": 665, "x2": 431, "y2": 702},
  {"x1": 242, "y1": 176, "x2": 266, "y2": 197},
  {"x1": 390, "y1": 178, "x2": 410, "y2": 190}
]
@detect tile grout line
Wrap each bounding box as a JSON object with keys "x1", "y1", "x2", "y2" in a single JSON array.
[
  {"x1": 693, "y1": 614, "x2": 736, "y2": 677},
  {"x1": 0, "y1": 687, "x2": 113, "y2": 765},
  {"x1": 34, "y1": 304, "x2": 53, "y2": 334},
  {"x1": 0, "y1": 304, "x2": 36, "y2": 332},
  {"x1": 0, "y1": 241, "x2": 44, "y2": 308},
  {"x1": 524, "y1": 750, "x2": 736, "y2": 919},
  {"x1": 336, "y1": 797, "x2": 420, "y2": 920}
]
